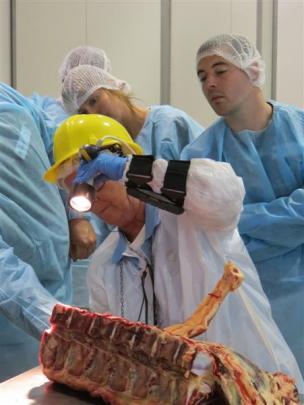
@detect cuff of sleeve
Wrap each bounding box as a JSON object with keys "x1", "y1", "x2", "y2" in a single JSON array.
[{"x1": 121, "y1": 155, "x2": 133, "y2": 183}]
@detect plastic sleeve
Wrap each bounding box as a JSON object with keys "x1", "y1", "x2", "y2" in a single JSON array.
[{"x1": 0, "y1": 235, "x2": 58, "y2": 340}]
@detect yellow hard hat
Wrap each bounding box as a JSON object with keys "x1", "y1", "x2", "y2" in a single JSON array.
[{"x1": 44, "y1": 114, "x2": 143, "y2": 183}]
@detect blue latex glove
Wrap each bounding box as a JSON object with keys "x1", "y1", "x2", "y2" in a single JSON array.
[{"x1": 74, "y1": 153, "x2": 128, "y2": 186}]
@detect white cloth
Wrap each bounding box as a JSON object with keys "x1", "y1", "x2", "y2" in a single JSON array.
[{"x1": 88, "y1": 158, "x2": 304, "y2": 390}]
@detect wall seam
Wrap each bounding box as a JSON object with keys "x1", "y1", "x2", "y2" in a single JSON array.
[
  {"x1": 85, "y1": 0, "x2": 88, "y2": 45},
  {"x1": 10, "y1": 0, "x2": 16, "y2": 87},
  {"x1": 160, "y1": 0, "x2": 171, "y2": 105},
  {"x1": 271, "y1": 0, "x2": 278, "y2": 100},
  {"x1": 256, "y1": 0, "x2": 262, "y2": 52}
]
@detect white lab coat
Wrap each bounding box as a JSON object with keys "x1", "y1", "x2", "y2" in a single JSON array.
[{"x1": 88, "y1": 158, "x2": 304, "y2": 391}]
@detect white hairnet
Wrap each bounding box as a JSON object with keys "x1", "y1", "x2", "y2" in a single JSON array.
[
  {"x1": 196, "y1": 34, "x2": 265, "y2": 88},
  {"x1": 58, "y1": 46, "x2": 112, "y2": 83},
  {"x1": 62, "y1": 65, "x2": 131, "y2": 114}
]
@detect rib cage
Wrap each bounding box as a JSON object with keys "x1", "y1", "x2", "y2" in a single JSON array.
[{"x1": 40, "y1": 304, "x2": 300, "y2": 405}]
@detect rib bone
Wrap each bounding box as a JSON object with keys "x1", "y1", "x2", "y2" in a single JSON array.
[{"x1": 164, "y1": 261, "x2": 244, "y2": 338}]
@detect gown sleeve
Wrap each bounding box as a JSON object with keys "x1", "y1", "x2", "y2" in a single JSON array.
[
  {"x1": 145, "y1": 157, "x2": 245, "y2": 231},
  {"x1": 239, "y1": 188, "x2": 304, "y2": 261},
  {"x1": 0, "y1": 235, "x2": 58, "y2": 340}
]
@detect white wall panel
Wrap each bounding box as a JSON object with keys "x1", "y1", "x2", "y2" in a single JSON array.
[
  {"x1": 276, "y1": 0, "x2": 304, "y2": 107},
  {"x1": 14, "y1": 0, "x2": 304, "y2": 118},
  {"x1": 258, "y1": 0, "x2": 273, "y2": 99},
  {"x1": 231, "y1": 0, "x2": 257, "y2": 36},
  {"x1": 0, "y1": 0, "x2": 11, "y2": 84},
  {"x1": 15, "y1": 0, "x2": 86, "y2": 97},
  {"x1": 171, "y1": 0, "x2": 257, "y2": 127},
  {"x1": 86, "y1": 0, "x2": 161, "y2": 106}
]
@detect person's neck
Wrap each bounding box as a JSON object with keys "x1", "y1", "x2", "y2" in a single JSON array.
[
  {"x1": 119, "y1": 201, "x2": 145, "y2": 242},
  {"x1": 225, "y1": 91, "x2": 273, "y2": 133},
  {"x1": 123, "y1": 106, "x2": 149, "y2": 138}
]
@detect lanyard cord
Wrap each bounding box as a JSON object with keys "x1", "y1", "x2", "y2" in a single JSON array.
[
  {"x1": 137, "y1": 270, "x2": 148, "y2": 323},
  {"x1": 119, "y1": 262, "x2": 125, "y2": 318},
  {"x1": 146, "y1": 263, "x2": 158, "y2": 326},
  {"x1": 119, "y1": 261, "x2": 157, "y2": 326}
]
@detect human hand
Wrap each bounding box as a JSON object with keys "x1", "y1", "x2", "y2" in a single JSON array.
[
  {"x1": 74, "y1": 153, "x2": 128, "y2": 186},
  {"x1": 69, "y1": 218, "x2": 97, "y2": 260}
]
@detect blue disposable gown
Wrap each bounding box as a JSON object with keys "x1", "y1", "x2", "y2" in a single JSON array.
[
  {"x1": 136, "y1": 105, "x2": 204, "y2": 159},
  {"x1": 30, "y1": 93, "x2": 68, "y2": 127},
  {"x1": 0, "y1": 83, "x2": 71, "y2": 381},
  {"x1": 181, "y1": 100, "x2": 304, "y2": 376}
]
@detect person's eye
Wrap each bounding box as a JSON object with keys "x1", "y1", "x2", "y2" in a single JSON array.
[
  {"x1": 88, "y1": 97, "x2": 97, "y2": 107},
  {"x1": 198, "y1": 75, "x2": 206, "y2": 83},
  {"x1": 215, "y1": 69, "x2": 228, "y2": 76}
]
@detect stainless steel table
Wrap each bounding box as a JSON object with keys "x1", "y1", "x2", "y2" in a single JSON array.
[
  {"x1": 1, "y1": 367, "x2": 302, "y2": 404},
  {"x1": 0, "y1": 368, "x2": 220, "y2": 404},
  {"x1": 0, "y1": 367, "x2": 105, "y2": 404},
  {"x1": 0, "y1": 368, "x2": 222, "y2": 404}
]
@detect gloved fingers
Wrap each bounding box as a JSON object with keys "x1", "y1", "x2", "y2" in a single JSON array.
[
  {"x1": 93, "y1": 173, "x2": 108, "y2": 190},
  {"x1": 74, "y1": 154, "x2": 128, "y2": 185},
  {"x1": 74, "y1": 160, "x2": 97, "y2": 184}
]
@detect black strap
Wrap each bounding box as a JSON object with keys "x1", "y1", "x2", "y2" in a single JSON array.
[
  {"x1": 161, "y1": 160, "x2": 190, "y2": 206},
  {"x1": 126, "y1": 157, "x2": 190, "y2": 215},
  {"x1": 127, "y1": 186, "x2": 185, "y2": 215},
  {"x1": 126, "y1": 155, "x2": 154, "y2": 186}
]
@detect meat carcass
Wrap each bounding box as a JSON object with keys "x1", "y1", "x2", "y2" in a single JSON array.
[{"x1": 40, "y1": 303, "x2": 300, "y2": 404}]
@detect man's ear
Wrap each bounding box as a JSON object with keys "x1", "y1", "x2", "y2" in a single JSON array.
[{"x1": 248, "y1": 62, "x2": 259, "y2": 82}]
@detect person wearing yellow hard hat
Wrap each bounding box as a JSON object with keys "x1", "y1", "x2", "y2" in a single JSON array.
[
  {"x1": 45, "y1": 113, "x2": 145, "y2": 241},
  {"x1": 44, "y1": 114, "x2": 303, "y2": 386}
]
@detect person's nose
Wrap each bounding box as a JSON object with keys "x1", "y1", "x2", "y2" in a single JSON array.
[
  {"x1": 204, "y1": 74, "x2": 217, "y2": 91},
  {"x1": 86, "y1": 106, "x2": 97, "y2": 114}
]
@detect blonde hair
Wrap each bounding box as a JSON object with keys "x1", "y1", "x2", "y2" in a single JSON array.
[{"x1": 102, "y1": 88, "x2": 137, "y2": 113}]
